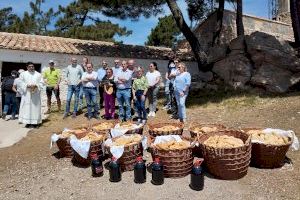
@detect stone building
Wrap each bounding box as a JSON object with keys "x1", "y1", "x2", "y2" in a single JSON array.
[
  {"x1": 177, "y1": 9, "x2": 294, "y2": 52},
  {"x1": 0, "y1": 32, "x2": 198, "y2": 114}
]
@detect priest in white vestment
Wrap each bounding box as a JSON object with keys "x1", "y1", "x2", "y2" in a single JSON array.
[{"x1": 18, "y1": 62, "x2": 43, "y2": 128}]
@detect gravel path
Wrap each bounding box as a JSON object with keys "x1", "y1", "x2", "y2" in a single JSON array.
[{"x1": 0, "y1": 93, "x2": 299, "y2": 200}]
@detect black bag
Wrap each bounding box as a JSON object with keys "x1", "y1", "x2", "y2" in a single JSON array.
[{"x1": 1, "y1": 76, "x2": 15, "y2": 92}]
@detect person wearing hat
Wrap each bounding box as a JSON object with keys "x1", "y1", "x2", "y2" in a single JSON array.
[
  {"x1": 42, "y1": 60, "x2": 61, "y2": 114},
  {"x1": 132, "y1": 66, "x2": 148, "y2": 124},
  {"x1": 102, "y1": 67, "x2": 116, "y2": 119}
]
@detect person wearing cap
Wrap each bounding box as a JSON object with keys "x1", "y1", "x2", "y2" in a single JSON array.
[
  {"x1": 42, "y1": 60, "x2": 61, "y2": 114},
  {"x1": 132, "y1": 67, "x2": 148, "y2": 124},
  {"x1": 1, "y1": 70, "x2": 19, "y2": 120},
  {"x1": 97, "y1": 60, "x2": 109, "y2": 109},
  {"x1": 12, "y1": 69, "x2": 25, "y2": 116}
]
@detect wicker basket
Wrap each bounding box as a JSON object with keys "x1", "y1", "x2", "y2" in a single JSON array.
[
  {"x1": 241, "y1": 128, "x2": 292, "y2": 168},
  {"x1": 56, "y1": 138, "x2": 73, "y2": 158},
  {"x1": 116, "y1": 121, "x2": 144, "y2": 135},
  {"x1": 73, "y1": 140, "x2": 104, "y2": 166},
  {"x1": 148, "y1": 122, "x2": 184, "y2": 137},
  {"x1": 199, "y1": 130, "x2": 251, "y2": 180},
  {"x1": 118, "y1": 142, "x2": 143, "y2": 171},
  {"x1": 151, "y1": 147, "x2": 193, "y2": 178},
  {"x1": 106, "y1": 142, "x2": 143, "y2": 171},
  {"x1": 189, "y1": 123, "x2": 227, "y2": 138},
  {"x1": 189, "y1": 123, "x2": 227, "y2": 158},
  {"x1": 92, "y1": 121, "x2": 116, "y2": 134}
]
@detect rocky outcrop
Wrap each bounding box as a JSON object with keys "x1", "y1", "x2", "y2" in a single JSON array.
[{"x1": 207, "y1": 31, "x2": 300, "y2": 93}]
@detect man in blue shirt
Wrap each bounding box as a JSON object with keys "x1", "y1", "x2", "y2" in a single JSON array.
[
  {"x1": 112, "y1": 59, "x2": 121, "y2": 75},
  {"x1": 114, "y1": 60, "x2": 133, "y2": 121},
  {"x1": 97, "y1": 60, "x2": 108, "y2": 109}
]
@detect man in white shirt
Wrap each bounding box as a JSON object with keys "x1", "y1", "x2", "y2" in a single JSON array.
[{"x1": 82, "y1": 63, "x2": 99, "y2": 119}]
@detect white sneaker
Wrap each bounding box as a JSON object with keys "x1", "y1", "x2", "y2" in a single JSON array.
[
  {"x1": 152, "y1": 112, "x2": 156, "y2": 117},
  {"x1": 148, "y1": 112, "x2": 153, "y2": 117},
  {"x1": 137, "y1": 118, "x2": 142, "y2": 123}
]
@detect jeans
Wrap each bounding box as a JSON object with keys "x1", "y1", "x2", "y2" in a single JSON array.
[
  {"x1": 165, "y1": 79, "x2": 171, "y2": 107},
  {"x1": 148, "y1": 86, "x2": 159, "y2": 113},
  {"x1": 135, "y1": 90, "x2": 147, "y2": 120},
  {"x1": 174, "y1": 90, "x2": 188, "y2": 121},
  {"x1": 116, "y1": 88, "x2": 131, "y2": 120},
  {"x1": 104, "y1": 92, "x2": 115, "y2": 118},
  {"x1": 65, "y1": 85, "x2": 80, "y2": 114},
  {"x1": 3, "y1": 91, "x2": 17, "y2": 117},
  {"x1": 83, "y1": 87, "x2": 99, "y2": 118},
  {"x1": 79, "y1": 84, "x2": 84, "y2": 110}
]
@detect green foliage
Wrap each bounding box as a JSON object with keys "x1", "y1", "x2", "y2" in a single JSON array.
[
  {"x1": 145, "y1": 15, "x2": 180, "y2": 47},
  {"x1": 0, "y1": 7, "x2": 18, "y2": 31},
  {"x1": 51, "y1": 0, "x2": 132, "y2": 41},
  {"x1": 29, "y1": 0, "x2": 57, "y2": 34},
  {"x1": 186, "y1": 0, "x2": 213, "y2": 26}
]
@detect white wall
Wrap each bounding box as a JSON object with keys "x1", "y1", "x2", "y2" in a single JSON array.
[{"x1": 0, "y1": 49, "x2": 199, "y2": 115}]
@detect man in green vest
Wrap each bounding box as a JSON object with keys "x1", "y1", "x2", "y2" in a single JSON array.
[{"x1": 43, "y1": 60, "x2": 61, "y2": 114}]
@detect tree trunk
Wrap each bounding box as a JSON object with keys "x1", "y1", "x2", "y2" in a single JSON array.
[
  {"x1": 236, "y1": 0, "x2": 244, "y2": 36},
  {"x1": 290, "y1": 0, "x2": 300, "y2": 47},
  {"x1": 166, "y1": 0, "x2": 208, "y2": 71},
  {"x1": 212, "y1": 0, "x2": 225, "y2": 46}
]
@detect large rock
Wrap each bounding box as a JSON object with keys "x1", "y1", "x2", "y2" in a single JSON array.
[
  {"x1": 213, "y1": 54, "x2": 252, "y2": 89},
  {"x1": 229, "y1": 36, "x2": 246, "y2": 55},
  {"x1": 207, "y1": 45, "x2": 228, "y2": 63},
  {"x1": 245, "y1": 31, "x2": 300, "y2": 72},
  {"x1": 251, "y1": 63, "x2": 293, "y2": 93}
]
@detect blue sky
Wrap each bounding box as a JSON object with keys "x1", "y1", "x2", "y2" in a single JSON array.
[{"x1": 0, "y1": 0, "x2": 269, "y2": 45}]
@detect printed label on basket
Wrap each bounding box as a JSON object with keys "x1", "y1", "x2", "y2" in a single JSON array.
[{"x1": 70, "y1": 135, "x2": 91, "y2": 159}]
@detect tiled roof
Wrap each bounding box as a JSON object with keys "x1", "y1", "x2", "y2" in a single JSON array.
[{"x1": 0, "y1": 32, "x2": 193, "y2": 60}]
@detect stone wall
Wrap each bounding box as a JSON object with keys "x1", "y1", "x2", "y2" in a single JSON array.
[
  {"x1": 0, "y1": 49, "x2": 198, "y2": 115},
  {"x1": 177, "y1": 10, "x2": 294, "y2": 52}
]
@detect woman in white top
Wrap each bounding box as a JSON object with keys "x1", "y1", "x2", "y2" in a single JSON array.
[{"x1": 146, "y1": 62, "x2": 161, "y2": 117}]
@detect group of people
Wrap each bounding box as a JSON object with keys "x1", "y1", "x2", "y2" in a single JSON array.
[{"x1": 1, "y1": 56, "x2": 191, "y2": 128}]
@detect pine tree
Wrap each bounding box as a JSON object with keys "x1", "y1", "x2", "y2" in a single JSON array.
[{"x1": 146, "y1": 15, "x2": 180, "y2": 47}]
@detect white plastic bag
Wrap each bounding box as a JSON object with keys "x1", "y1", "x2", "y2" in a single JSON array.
[
  {"x1": 262, "y1": 128, "x2": 299, "y2": 151},
  {"x1": 70, "y1": 135, "x2": 91, "y2": 159}
]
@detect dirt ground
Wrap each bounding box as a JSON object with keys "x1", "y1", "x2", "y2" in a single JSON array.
[{"x1": 0, "y1": 91, "x2": 300, "y2": 200}]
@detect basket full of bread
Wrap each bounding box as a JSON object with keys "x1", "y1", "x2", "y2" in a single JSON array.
[
  {"x1": 114, "y1": 121, "x2": 144, "y2": 135},
  {"x1": 198, "y1": 130, "x2": 251, "y2": 180},
  {"x1": 92, "y1": 121, "x2": 116, "y2": 134},
  {"x1": 189, "y1": 123, "x2": 227, "y2": 139},
  {"x1": 148, "y1": 122, "x2": 184, "y2": 137},
  {"x1": 244, "y1": 128, "x2": 293, "y2": 168},
  {"x1": 72, "y1": 131, "x2": 107, "y2": 166},
  {"x1": 54, "y1": 128, "x2": 87, "y2": 158},
  {"x1": 105, "y1": 134, "x2": 144, "y2": 171},
  {"x1": 150, "y1": 135, "x2": 194, "y2": 178}
]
